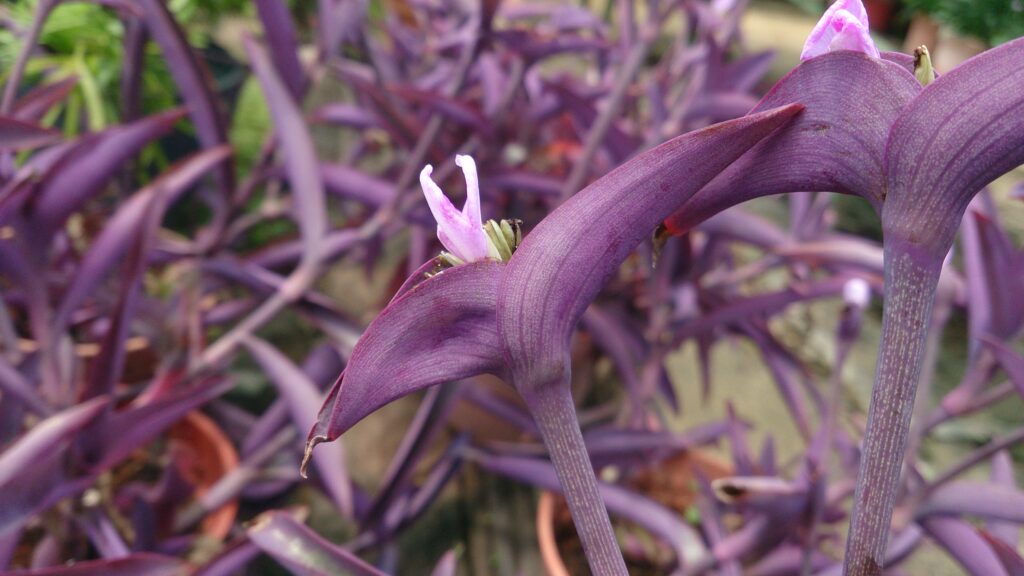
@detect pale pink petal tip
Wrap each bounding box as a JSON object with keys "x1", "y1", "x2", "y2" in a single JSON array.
[
  {"x1": 843, "y1": 278, "x2": 872, "y2": 308},
  {"x1": 800, "y1": 0, "x2": 879, "y2": 61},
  {"x1": 418, "y1": 156, "x2": 492, "y2": 264}
]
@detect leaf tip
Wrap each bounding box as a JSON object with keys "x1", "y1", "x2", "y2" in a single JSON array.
[{"x1": 300, "y1": 435, "x2": 326, "y2": 478}]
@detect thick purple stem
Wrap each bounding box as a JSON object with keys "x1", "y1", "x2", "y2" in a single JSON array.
[
  {"x1": 522, "y1": 380, "x2": 627, "y2": 576},
  {"x1": 843, "y1": 238, "x2": 943, "y2": 576}
]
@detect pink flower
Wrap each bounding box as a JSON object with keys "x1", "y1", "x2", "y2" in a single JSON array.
[
  {"x1": 800, "y1": 0, "x2": 880, "y2": 61},
  {"x1": 419, "y1": 155, "x2": 494, "y2": 264}
]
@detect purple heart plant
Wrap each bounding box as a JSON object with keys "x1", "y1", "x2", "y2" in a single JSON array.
[
  {"x1": 3, "y1": 0, "x2": 1024, "y2": 574},
  {"x1": 308, "y1": 104, "x2": 805, "y2": 575},
  {"x1": 308, "y1": 1, "x2": 1024, "y2": 575},
  {"x1": 660, "y1": 3, "x2": 1024, "y2": 574}
]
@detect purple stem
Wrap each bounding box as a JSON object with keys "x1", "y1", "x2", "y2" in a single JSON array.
[
  {"x1": 522, "y1": 381, "x2": 627, "y2": 576},
  {"x1": 843, "y1": 239, "x2": 943, "y2": 576}
]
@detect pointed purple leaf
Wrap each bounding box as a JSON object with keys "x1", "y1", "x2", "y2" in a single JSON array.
[
  {"x1": 318, "y1": 164, "x2": 396, "y2": 208},
  {"x1": 987, "y1": 338, "x2": 1024, "y2": 399},
  {"x1": 309, "y1": 261, "x2": 505, "y2": 447},
  {"x1": 94, "y1": 378, "x2": 231, "y2": 472},
  {"x1": 254, "y1": 0, "x2": 306, "y2": 100},
  {"x1": 310, "y1": 103, "x2": 382, "y2": 130},
  {"x1": 0, "y1": 355, "x2": 50, "y2": 415},
  {"x1": 499, "y1": 105, "x2": 802, "y2": 391},
  {"x1": 429, "y1": 550, "x2": 457, "y2": 576},
  {"x1": 0, "y1": 115, "x2": 60, "y2": 151},
  {"x1": 978, "y1": 530, "x2": 1024, "y2": 576},
  {"x1": 0, "y1": 397, "x2": 108, "y2": 536},
  {"x1": 246, "y1": 38, "x2": 327, "y2": 266},
  {"x1": 988, "y1": 451, "x2": 1021, "y2": 548},
  {"x1": 243, "y1": 337, "x2": 353, "y2": 518},
  {"x1": 248, "y1": 511, "x2": 387, "y2": 576},
  {"x1": 921, "y1": 517, "x2": 1009, "y2": 576},
  {"x1": 664, "y1": 53, "x2": 919, "y2": 234},
  {"x1": 7, "y1": 553, "x2": 189, "y2": 576},
  {"x1": 54, "y1": 147, "x2": 232, "y2": 330},
  {"x1": 11, "y1": 76, "x2": 77, "y2": 122},
  {"x1": 136, "y1": 0, "x2": 233, "y2": 195},
  {"x1": 80, "y1": 182, "x2": 164, "y2": 401},
  {"x1": 962, "y1": 210, "x2": 1024, "y2": 348},
  {"x1": 918, "y1": 481, "x2": 1024, "y2": 524},
  {"x1": 31, "y1": 109, "x2": 186, "y2": 233},
  {"x1": 884, "y1": 37, "x2": 1024, "y2": 256}
]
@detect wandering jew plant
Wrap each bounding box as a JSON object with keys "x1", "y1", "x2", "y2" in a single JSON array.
[
  {"x1": 2, "y1": 0, "x2": 1024, "y2": 573},
  {"x1": 661, "y1": 5, "x2": 1024, "y2": 575},
  {"x1": 307, "y1": 106, "x2": 804, "y2": 575},
  {"x1": 309, "y1": 2, "x2": 1024, "y2": 575}
]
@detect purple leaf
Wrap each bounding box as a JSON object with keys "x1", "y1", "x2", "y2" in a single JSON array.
[
  {"x1": 5, "y1": 553, "x2": 189, "y2": 576},
  {"x1": 921, "y1": 517, "x2": 1009, "y2": 576},
  {"x1": 987, "y1": 451, "x2": 1020, "y2": 547},
  {"x1": 429, "y1": 550, "x2": 456, "y2": 576},
  {"x1": 245, "y1": 38, "x2": 327, "y2": 267},
  {"x1": 664, "y1": 53, "x2": 918, "y2": 234},
  {"x1": 93, "y1": 377, "x2": 231, "y2": 472},
  {"x1": 79, "y1": 179, "x2": 164, "y2": 401},
  {"x1": 499, "y1": 105, "x2": 802, "y2": 395},
  {"x1": 308, "y1": 262, "x2": 505, "y2": 448},
  {"x1": 0, "y1": 397, "x2": 108, "y2": 536},
  {"x1": 0, "y1": 115, "x2": 60, "y2": 151},
  {"x1": 54, "y1": 147, "x2": 232, "y2": 330},
  {"x1": 248, "y1": 511, "x2": 387, "y2": 576},
  {"x1": 31, "y1": 109, "x2": 187, "y2": 234},
  {"x1": 310, "y1": 103, "x2": 381, "y2": 130},
  {"x1": 486, "y1": 171, "x2": 563, "y2": 198},
  {"x1": 884, "y1": 37, "x2": 1024, "y2": 257},
  {"x1": 255, "y1": 0, "x2": 306, "y2": 100},
  {"x1": 0, "y1": 355, "x2": 50, "y2": 415},
  {"x1": 136, "y1": 0, "x2": 233, "y2": 196},
  {"x1": 962, "y1": 209, "x2": 1024, "y2": 351},
  {"x1": 918, "y1": 481, "x2": 1024, "y2": 524},
  {"x1": 391, "y1": 87, "x2": 491, "y2": 134},
  {"x1": 317, "y1": 0, "x2": 365, "y2": 57},
  {"x1": 987, "y1": 338, "x2": 1024, "y2": 399},
  {"x1": 243, "y1": 337, "x2": 353, "y2": 518},
  {"x1": 978, "y1": 530, "x2": 1024, "y2": 576},
  {"x1": 11, "y1": 76, "x2": 77, "y2": 122},
  {"x1": 318, "y1": 164, "x2": 396, "y2": 208}
]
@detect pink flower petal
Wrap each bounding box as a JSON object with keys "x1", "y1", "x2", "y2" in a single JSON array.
[
  {"x1": 801, "y1": 1, "x2": 879, "y2": 61},
  {"x1": 419, "y1": 161, "x2": 491, "y2": 263}
]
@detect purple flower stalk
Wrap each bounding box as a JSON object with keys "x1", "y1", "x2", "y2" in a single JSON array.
[
  {"x1": 801, "y1": 0, "x2": 879, "y2": 61},
  {"x1": 660, "y1": 30, "x2": 1024, "y2": 576},
  {"x1": 307, "y1": 105, "x2": 804, "y2": 575}
]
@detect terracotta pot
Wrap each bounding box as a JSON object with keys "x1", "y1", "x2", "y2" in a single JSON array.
[
  {"x1": 536, "y1": 449, "x2": 733, "y2": 575},
  {"x1": 168, "y1": 411, "x2": 240, "y2": 539}
]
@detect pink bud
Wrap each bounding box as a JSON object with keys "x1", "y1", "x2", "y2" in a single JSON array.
[
  {"x1": 419, "y1": 155, "x2": 492, "y2": 264},
  {"x1": 801, "y1": 0, "x2": 880, "y2": 61}
]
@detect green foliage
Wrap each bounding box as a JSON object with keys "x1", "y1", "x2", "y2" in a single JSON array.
[
  {"x1": 0, "y1": 0, "x2": 256, "y2": 133},
  {"x1": 230, "y1": 76, "x2": 272, "y2": 172},
  {"x1": 905, "y1": 0, "x2": 1024, "y2": 45}
]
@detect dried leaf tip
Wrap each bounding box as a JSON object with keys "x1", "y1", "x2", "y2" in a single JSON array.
[{"x1": 300, "y1": 435, "x2": 326, "y2": 478}]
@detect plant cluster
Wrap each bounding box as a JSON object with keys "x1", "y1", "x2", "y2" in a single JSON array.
[{"x1": 0, "y1": 1, "x2": 1022, "y2": 575}]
